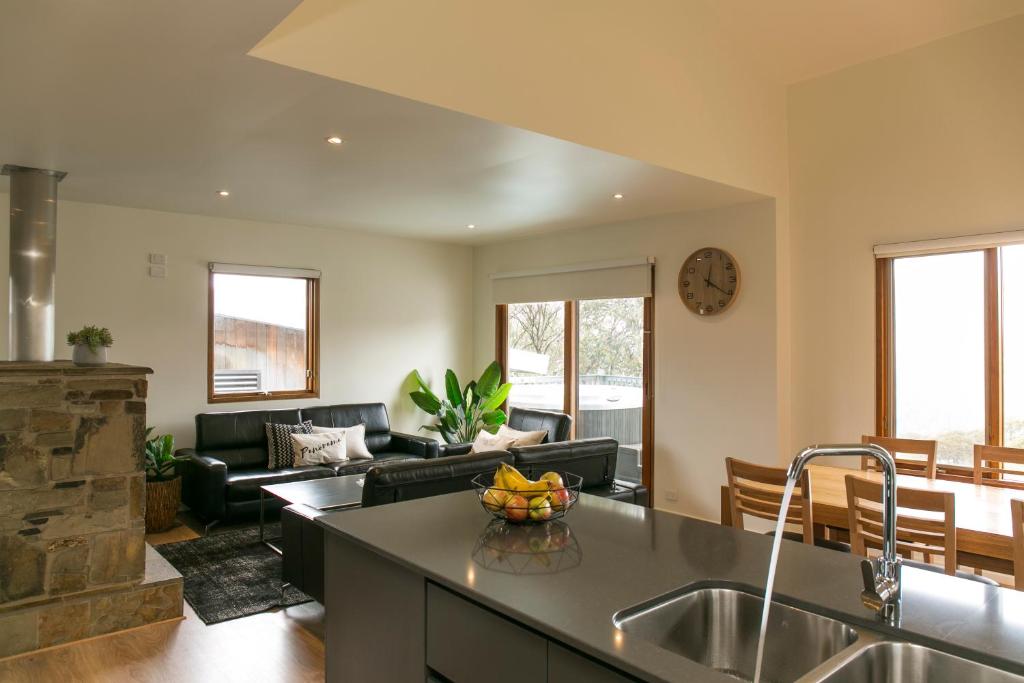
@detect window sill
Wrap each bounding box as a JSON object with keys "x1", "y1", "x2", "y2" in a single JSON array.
[{"x1": 207, "y1": 389, "x2": 319, "y2": 404}]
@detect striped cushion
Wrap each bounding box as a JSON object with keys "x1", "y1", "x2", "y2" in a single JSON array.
[{"x1": 265, "y1": 420, "x2": 313, "y2": 470}]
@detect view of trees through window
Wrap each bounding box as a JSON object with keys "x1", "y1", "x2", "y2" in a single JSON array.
[
  {"x1": 506, "y1": 298, "x2": 645, "y2": 483},
  {"x1": 1003, "y1": 244, "x2": 1024, "y2": 449}
]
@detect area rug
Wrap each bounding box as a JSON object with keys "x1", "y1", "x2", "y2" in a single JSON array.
[{"x1": 154, "y1": 523, "x2": 311, "y2": 624}]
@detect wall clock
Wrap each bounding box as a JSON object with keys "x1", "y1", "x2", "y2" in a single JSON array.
[{"x1": 678, "y1": 247, "x2": 740, "y2": 316}]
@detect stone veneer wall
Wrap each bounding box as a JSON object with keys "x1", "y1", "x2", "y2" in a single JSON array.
[{"x1": 0, "y1": 362, "x2": 182, "y2": 658}]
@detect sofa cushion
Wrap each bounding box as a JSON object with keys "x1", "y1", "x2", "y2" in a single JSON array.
[
  {"x1": 362, "y1": 450, "x2": 513, "y2": 507},
  {"x1": 324, "y1": 451, "x2": 422, "y2": 476},
  {"x1": 511, "y1": 437, "x2": 618, "y2": 488},
  {"x1": 301, "y1": 403, "x2": 392, "y2": 453},
  {"x1": 224, "y1": 465, "x2": 334, "y2": 502},
  {"x1": 195, "y1": 408, "x2": 302, "y2": 469},
  {"x1": 507, "y1": 407, "x2": 572, "y2": 443}
]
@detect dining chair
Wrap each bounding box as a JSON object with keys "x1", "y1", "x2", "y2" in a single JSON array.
[
  {"x1": 861, "y1": 435, "x2": 937, "y2": 479},
  {"x1": 1013, "y1": 499, "x2": 1024, "y2": 590},
  {"x1": 845, "y1": 474, "x2": 955, "y2": 574},
  {"x1": 974, "y1": 444, "x2": 1024, "y2": 490},
  {"x1": 725, "y1": 457, "x2": 848, "y2": 551}
]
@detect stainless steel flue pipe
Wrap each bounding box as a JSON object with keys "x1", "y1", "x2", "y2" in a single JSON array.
[{"x1": 3, "y1": 164, "x2": 67, "y2": 361}]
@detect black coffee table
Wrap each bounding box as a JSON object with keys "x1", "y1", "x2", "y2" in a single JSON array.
[{"x1": 260, "y1": 474, "x2": 365, "y2": 553}]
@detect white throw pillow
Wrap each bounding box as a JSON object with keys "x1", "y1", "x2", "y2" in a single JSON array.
[
  {"x1": 291, "y1": 431, "x2": 347, "y2": 466},
  {"x1": 470, "y1": 429, "x2": 516, "y2": 454},
  {"x1": 311, "y1": 424, "x2": 374, "y2": 460},
  {"x1": 497, "y1": 424, "x2": 547, "y2": 447}
]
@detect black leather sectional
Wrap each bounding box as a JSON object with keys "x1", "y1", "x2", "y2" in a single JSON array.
[{"x1": 179, "y1": 403, "x2": 438, "y2": 525}]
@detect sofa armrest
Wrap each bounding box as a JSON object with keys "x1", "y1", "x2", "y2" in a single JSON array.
[
  {"x1": 438, "y1": 442, "x2": 473, "y2": 457},
  {"x1": 179, "y1": 449, "x2": 228, "y2": 523},
  {"x1": 389, "y1": 431, "x2": 440, "y2": 459},
  {"x1": 611, "y1": 479, "x2": 650, "y2": 507}
]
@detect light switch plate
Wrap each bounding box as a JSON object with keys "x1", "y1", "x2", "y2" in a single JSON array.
[
  {"x1": 664, "y1": 489, "x2": 678, "y2": 502},
  {"x1": 149, "y1": 253, "x2": 166, "y2": 265},
  {"x1": 149, "y1": 265, "x2": 167, "y2": 278}
]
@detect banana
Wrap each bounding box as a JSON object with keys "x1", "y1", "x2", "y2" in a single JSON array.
[
  {"x1": 493, "y1": 463, "x2": 556, "y2": 498},
  {"x1": 500, "y1": 463, "x2": 531, "y2": 490},
  {"x1": 493, "y1": 465, "x2": 508, "y2": 489}
]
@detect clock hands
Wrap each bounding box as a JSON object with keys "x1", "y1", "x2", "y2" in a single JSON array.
[{"x1": 702, "y1": 264, "x2": 728, "y2": 295}]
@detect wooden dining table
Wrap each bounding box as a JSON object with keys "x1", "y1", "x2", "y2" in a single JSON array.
[{"x1": 719, "y1": 464, "x2": 1024, "y2": 573}]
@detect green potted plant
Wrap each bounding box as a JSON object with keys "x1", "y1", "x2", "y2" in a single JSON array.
[
  {"x1": 409, "y1": 361, "x2": 513, "y2": 443},
  {"x1": 143, "y1": 428, "x2": 187, "y2": 533},
  {"x1": 66, "y1": 325, "x2": 114, "y2": 366}
]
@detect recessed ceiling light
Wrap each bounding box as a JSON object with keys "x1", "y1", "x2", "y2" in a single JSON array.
[
  {"x1": 216, "y1": 190, "x2": 230, "y2": 197},
  {"x1": 467, "y1": 224, "x2": 476, "y2": 230},
  {"x1": 613, "y1": 193, "x2": 624, "y2": 200},
  {"x1": 325, "y1": 136, "x2": 344, "y2": 145}
]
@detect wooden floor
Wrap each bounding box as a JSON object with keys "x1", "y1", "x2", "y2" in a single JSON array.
[{"x1": 0, "y1": 518, "x2": 325, "y2": 683}]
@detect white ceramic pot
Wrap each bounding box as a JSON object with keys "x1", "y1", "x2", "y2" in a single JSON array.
[{"x1": 72, "y1": 344, "x2": 107, "y2": 366}]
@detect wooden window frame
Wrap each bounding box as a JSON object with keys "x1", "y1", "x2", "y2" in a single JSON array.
[
  {"x1": 498, "y1": 296, "x2": 655, "y2": 499},
  {"x1": 876, "y1": 247, "x2": 1003, "y2": 477},
  {"x1": 207, "y1": 271, "x2": 320, "y2": 404}
]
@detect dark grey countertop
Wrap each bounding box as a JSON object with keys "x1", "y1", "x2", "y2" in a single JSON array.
[{"x1": 316, "y1": 492, "x2": 1024, "y2": 682}]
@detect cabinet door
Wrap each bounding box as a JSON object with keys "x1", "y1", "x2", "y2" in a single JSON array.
[
  {"x1": 426, "y1": 583, "x2": 546, "y2": 683},
  {"x1": 548, "y1": 643, "x2": 635, "y2": 682}
]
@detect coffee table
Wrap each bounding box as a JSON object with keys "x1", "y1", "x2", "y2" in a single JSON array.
[{"x1": 260, "y1": 474, "x2": 365, "y2": 553}]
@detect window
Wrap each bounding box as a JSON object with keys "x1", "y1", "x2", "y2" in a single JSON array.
[
  {"x1": 208, "y1": 263, "x2": 320, "y2": 403},
  {"x1": 878, "y1": 244, "x2": 1021, "y2": 467},
  {"x1": 498, "y1": 297, "x2": 653, "y2": 487}
]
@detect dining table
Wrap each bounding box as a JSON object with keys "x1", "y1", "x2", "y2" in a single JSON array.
[{"x1": 719, "y1": 463, "x2": 1024, "y2": 574}]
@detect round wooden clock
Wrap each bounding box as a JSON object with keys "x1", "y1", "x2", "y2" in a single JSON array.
[{"x1": 678, "y1": 247, "x2": 740, "y2": 316}]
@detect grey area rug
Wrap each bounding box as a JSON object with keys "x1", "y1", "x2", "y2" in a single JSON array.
[{"x1": 154, "y1": 523, "x2": 311, "y2": 624}]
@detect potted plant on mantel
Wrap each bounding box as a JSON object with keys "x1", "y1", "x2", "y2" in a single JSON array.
[
  {"x1": 66, "y1": 325, "x2": 114, "y2": 366},
  {"x1": 144, "y1": 429, "x2": 187, "y2": 533}
]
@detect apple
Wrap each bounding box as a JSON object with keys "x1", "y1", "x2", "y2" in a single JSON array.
[
  {"x1": 504, "y1": 494, "x2": 529, "y2": 522},
  {"x1": 539, "y1": 472, "x2": 564, "y2": 489},
  {"x1": 482, "y1": 487, "x2": 509, "y2": 512},
  {"x1": 528, "y1": 496, "x2": 552, "y2": 521},
  {"x1": 549, "y1": 486, "x2": 572, "y2": 511}
]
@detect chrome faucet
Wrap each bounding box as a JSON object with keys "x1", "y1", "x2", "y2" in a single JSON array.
[{"x1": 787, "y1": 444, "x2": 902, "y2": 625}]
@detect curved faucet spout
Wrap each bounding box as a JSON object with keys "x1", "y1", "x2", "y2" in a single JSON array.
[{"x1": 787, "y1": 444, "x2": 902, "y2": 624}]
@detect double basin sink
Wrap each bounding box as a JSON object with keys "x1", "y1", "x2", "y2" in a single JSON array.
[{"x1": 613, "y1": 586, "x2": 1023, "y2": 683}]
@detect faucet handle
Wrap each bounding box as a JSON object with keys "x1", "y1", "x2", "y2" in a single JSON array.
[{"x1": 859, "y1": 558, "x2": 901, "y2": 624}]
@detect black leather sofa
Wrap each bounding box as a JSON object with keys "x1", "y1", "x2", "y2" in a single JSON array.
[{"x1": 179, "y1": 403, "x2": 439, "y2": 527}]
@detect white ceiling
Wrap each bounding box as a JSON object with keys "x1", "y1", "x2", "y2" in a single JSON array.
[{"x1": 0, "y1": 1, "x2": 762, "y2": 245}]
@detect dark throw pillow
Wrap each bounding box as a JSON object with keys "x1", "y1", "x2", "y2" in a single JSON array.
[{"x1": 265, "y1": 420, "x2": 314, "y2": 470}]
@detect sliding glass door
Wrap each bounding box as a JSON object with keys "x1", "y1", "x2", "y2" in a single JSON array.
[
  {"x1": 577, "y1": 298, "x2": 645, "y2": 483},
  {"x1": 506, "y1": 302, "x2": 566, "y2": 412}
]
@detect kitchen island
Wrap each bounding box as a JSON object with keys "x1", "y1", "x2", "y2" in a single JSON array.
[{"x1": 316, "y1": 491, "x2": 1024, "y2": 682}]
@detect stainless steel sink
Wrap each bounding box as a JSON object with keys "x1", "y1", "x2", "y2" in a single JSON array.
[
  {"x1": 613, "y1": 587, "x2": 858, "y2": 682},
  {"x1": 614, "y1": 585, "x2": 1024, "y2": 682},
  {"x1": 819, "y1": 642, "x2": 1024, "y2": 683}
]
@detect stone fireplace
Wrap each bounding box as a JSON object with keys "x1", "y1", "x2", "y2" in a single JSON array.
[{"x1": 0, "y1": 362, "x2": 183, "y2": 658}]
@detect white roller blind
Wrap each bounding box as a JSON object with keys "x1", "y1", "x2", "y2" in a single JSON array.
[
  {"x1": 873, "y1": 229, "x2": 1024, "y2": 258},
  {"x1": 209, "y1": 262, "x2": 321, "y2": 279},
  {"x1": 491, "y1": 258, "x2": 653, "y2": 304}
]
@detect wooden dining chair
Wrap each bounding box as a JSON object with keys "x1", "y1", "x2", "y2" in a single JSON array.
[
  {"x1": 845, "y1": 474, "x2": 956, "y2": 574},
  {"x1": 861, "y1": 435, "x2": 937, "y2": 479},
  {"x1": 1013, "y1": 499, "x2": 1024, "y2": 590},
  {"x1": 974, "y1": 444, "x2": 1024, "y2": 490},
  {"x1": 725, "y1": 458, "x2": 848, "y2": 552}
]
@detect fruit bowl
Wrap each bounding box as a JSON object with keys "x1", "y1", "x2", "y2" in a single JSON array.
[
  {"x1": 471, "y1": 468, "x2": 583, "y2": 524},
  {"x1": 471, "y1": 519, "x2": 582, "y2": 574}
]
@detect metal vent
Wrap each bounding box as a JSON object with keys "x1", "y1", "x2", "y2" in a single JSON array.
[{"x1": 213, "y1": 369, "x2": 262, "y2": 394}]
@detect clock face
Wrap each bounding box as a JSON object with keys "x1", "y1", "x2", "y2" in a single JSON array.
[{"x1": 678, "y1": 247, "x2": 739, "y2": 316}]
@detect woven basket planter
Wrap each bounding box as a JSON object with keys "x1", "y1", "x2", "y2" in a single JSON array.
[{"x1": 145, "y1": 476, "x2": 181, "y2": 533}]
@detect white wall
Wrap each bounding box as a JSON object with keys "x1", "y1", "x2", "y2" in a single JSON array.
[
  {"x1": 472, "y1": 200, "x2": 778, "y2": 520},
  {"x1": 788, "y1": 15, "x2": 1024, "y2": 451},
  {"x1": 0, "y1": 196, "x2": 474, "y2": 447}
]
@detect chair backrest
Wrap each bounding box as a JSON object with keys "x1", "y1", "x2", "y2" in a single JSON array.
[
  {"x1": 511, "y1": 437, "x2": 617, "y2": 488},
  {"x1": 861, "y1": 435, "x2": 937, "y2": 479},
  {"x1": 845, "y1": 474, "x2": 956, "y2": 574},
  {"x1": 508, "y1": 407, "x2": 572, "y2": 443},
  {"x1": 300, "y1": 403, "x2": 392, "y2": 453},
  {"x1": 725, "y1": 457, "x2": 814, "y2": 544},
  {"x1": 194, "y1": 408, "x2": 303, "y2": 468},
  {"x1": 974, "y1": 444, "x2": 1024, "y2": 490},
  {"x1": 1012, "y1": 499, "x2": 1024, "y2": 590}
]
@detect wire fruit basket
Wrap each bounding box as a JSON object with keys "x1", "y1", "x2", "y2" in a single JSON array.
[{"x1": 470, "y1": 471, "x2": 583, "y2": 524}]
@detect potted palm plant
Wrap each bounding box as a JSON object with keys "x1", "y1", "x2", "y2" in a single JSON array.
[
  {"x1": 144, "y1": 429, "x2": 186, "y2": 532},
  {"x1": 409, "y1": 361, "x2": 512, "y2": 443},
  {"x1": 66, "y1": 325, "x2": 113, "y2": 366}
]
